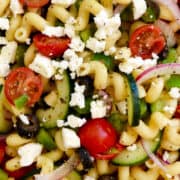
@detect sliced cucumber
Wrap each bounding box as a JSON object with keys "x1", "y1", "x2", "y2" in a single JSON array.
[
  {"x1": 36, "y1": 71, "x2": 70, "y2": 128},
  {"x1": 111, "y1": 132, "x2": 162, "y2": 166},
  {"x1": 124, "y1": 74, "x2": 140, "y2": 126},
  {"x1": 66, "y1": 170, "x2": 82, "y2": 180}
]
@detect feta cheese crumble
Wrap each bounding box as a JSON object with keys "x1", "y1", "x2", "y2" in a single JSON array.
[
  {"x1": 18, "y1": 143, "x2": 43, "y2": 167},
  {"x1": 51, "y1": 0, "x2": 76, "y2": 7},
  {"x1": 90, "y1": 100, "x2": 107, "y2": 118},
  {"x1": 10, "y1": 0, "x2": 24, "y2": 16},
  {"x1": 169, "y1": 87, "x2": 180, "y2": 99},
  {"x1": 42, "y1": 26, "x2": 65, "y2": 37},
  {"x1": 126, "y1": 144, "x2": 137, "y2": 151},
  {"x1": 61, "y1": 128, "x2": 80, "y2": 149},
  {"x1": 0, "y1": 18, "x2": 9, "y2": 30},
  {"x1": 69, "y1": 36, "x2": 85, "y2": 52}
]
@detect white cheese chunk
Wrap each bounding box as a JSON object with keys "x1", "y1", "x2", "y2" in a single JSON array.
[
  {"x1": 0, "y1": 37, "x2": 8, "y2": 45},
  {"x1": 0, "y1": 63, "x2": 10, "y2": 77},
  {"x1": 0, "y1": 18, "x2": 9, "y2": 30},
  {"x1": 10, "y1": 0, "x2": 24, "y2": 16},
  {"x1": 62, "y1": 128, "x2": 80, "y2": 149},
  {"x1": 90, "y1": 100, "x2": 107, "y2": 118},
  {"x1": 18, "y1": 143, "x2": 43, "y2": 167},
  {"x1": 51, "y1": 0, "x2": 76, "y2": 7},
  {"x1": 169, "y1": 87, "x2": 180, "y2": 99},
  {"x1": 67, "y1": 114, "x2": 86, "y2": 128},
  {"x1": 29, "y1": 53, "x2": 55, "y2": 78},
  {"x1": 126, "y1": 144, "x2": 137, "y2": 151},
  {"x1": 69, "y1": 36, "x2": 85, "y2": 52},
  {"x1": 132, "y1": 0, "x2": 147, "y2": 20},
  {"x1": 42, "y1": 26, "x2": 65, "y2": 37}
]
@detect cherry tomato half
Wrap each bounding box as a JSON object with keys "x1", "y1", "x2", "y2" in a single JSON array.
[
  {"x1": 174, "y1": 104, "x2": 180, "y2": 118},
  {"x1": 4, "y1": 67, "x2": 43, "y2": 107},
  {"x1": 78, "y1": 118, "x2": 117, "y2": 156},
  {"x1": 19, "y1": 0, "x2": 49, "y2": 8},
  {"x1": 129, "y1": 24, "x2": 166, "y2": 59},
  {"x1": 33, "y1": 34, "x2": 71, "y2": 58}
]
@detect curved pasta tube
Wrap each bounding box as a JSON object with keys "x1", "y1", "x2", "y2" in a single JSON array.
[
  {"x1": 119, "y1": 126, "x2": 138, "y2": 146},
  {"x1": 113, "y1": 0, "x2": 132, "y2": 5},
  {"x1": 24, "y1": 44, "x2": 36, "y2": 66},
  {"x1": 44, "y1": 149, "x2": 63, "y2": 162},
  {"x1": 47, "y1": 5, "x2": 72, "y2": 25},
  {"x1": 118, "y1": 166, "x2": 130, "y2": 180},
  {"x1": 5, "y1": 157, "x2": 21, "y2": 171},
  {"x1": 75, "y1": 0, "x2": 105, "y2": 31},
  {"x1": 131, "y1": 166, "x2": 159, "y2": 180},
  {"x1": 133, "y1": 112, "x2": 169, "y2": 139},
  {"x1": 99, "y1": 0, "x2": 113, "y2": 15},
  {"x1": 107, "y1": 72, "x2": 127, "y2": 101},
  {"x1": 78, "y1": 61, "x2": 108, "y2": 90},
  {"x1": 0, "y1": 0, "x2": 10, "y2": 16},
  {"x1": 159, "y1": 5, "x2": 174, "y2": 21},
  {"x1": 161, "y1": 138, "x2": 180, "y2": 151},
  {"x1": 145, "y1": 77, "x2": 164, "y2": 103},
  {"x1": 6, "y1": 15, "x2": 22, "y2": 41}
]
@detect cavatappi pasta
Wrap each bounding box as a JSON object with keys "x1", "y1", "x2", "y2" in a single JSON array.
[{"x1": 0, "y1": 0, "x2": 179, "y2": 180}]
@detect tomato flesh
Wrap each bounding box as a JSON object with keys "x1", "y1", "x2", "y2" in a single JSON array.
[
  {"x1": 129, "y1": 25, "x2": 166, "y2": 59},
  {"x1": 33, "y1": 34, "x2": 70, "y2": 58},
  {"x1": 0, "y1": 142, "x2": 5, "y2": 164},
  {"x1": 4, "y1": 67, "x2": 43, "y2": 107},
  {"x1": 174, "y1": 104, "x2": 180, "y2": 118},
  {"x1": 78, "y1": 118, "x2": 117, "y2": 156},
  {"x1": 20, "y1": 0, "x2": 49, "y2": 8}
]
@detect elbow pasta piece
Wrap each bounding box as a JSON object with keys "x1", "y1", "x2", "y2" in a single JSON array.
[
  {"x1": 107, "y1": 72, "x2": 127, "y2": 101},
  {"x1": 47, "y1": 5, "x2": 72, "y2": 25},
  {"x1": 167, "y1": 151, "x2": 179, "y2": 163},
  {"x1": 169, "y1": 20, "x2": 180, "y2": 32},
  {"x1": 5, "y1": 146, "x2": 18, "y2": 157},
  {"x1": 75, "y1": 0, "x2": 105, "y2": 31},
  {"x1": 131, "y1": 166, "x2": 159, "y2": 180},
  {"x1": 55, "y1": 130, "x2": 66, "y2": 151},
  {"x1": 78, "y1": 61, "x2": 108, "y2": 89},
  {"x1": 161, "y1": 138, "x2": 180, "y2": 151},
  {"x1": 37, "y1": 155, "x2": 54, "y2": 174},
  {"x1": 113, "y1": 0, "x2": 132, "y2": 5},
  {"x1": 145, "y1": 159, "x2": 157, "y2": 169},
  {"x1": 133, "y1": 112, "x2": 169, "y2": 139},
  {"x1": 118, "y1": 166, "x2": 130, "y2": 180},
  {"x1": 0, "y1": 0, "x2": 10, "y2": 16},
  {"x1": 24, "y1": 44, "x2": 36, "y2": 66},
  {"x1": 5, "y1": 157, "x2": 21, "y2": 171},
  {"x1": 6, "y1": 133, "x2": 33, "y2": 147},
  {"x1": 6, "y1": 15, "x2": 22, "y2": 41},
  {"x1": 99, "y1": 0, "x2": 113, "y2": 15},
  {"x1": 119, "y1": 126, "x2": 138, "y2": 146},
  {"x1": 145, "y1": 77, "x2": 164, "y2": 103},
  {"x1": 43, "y1": 149, "x2": 63, "y2": 162},
  {"x1": 159, "y1": 5, "x2": 175, "y2": 21}
]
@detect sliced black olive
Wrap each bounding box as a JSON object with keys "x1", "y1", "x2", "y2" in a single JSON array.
[
  {"x1": 76, "y1": 147, "x2": 93, "y2": 171},
  {"x1": 76, "y1": 76, "x2": 94, "y2": 96},
  {"x1": 98, "y1": 175, "x2": 117, "y2": 180},
  {"x1": 16, "y1": 115, "x2": 39, "y2": 138}
]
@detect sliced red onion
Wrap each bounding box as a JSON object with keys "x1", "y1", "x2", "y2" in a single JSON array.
[
  {"x1": 153, "y1": 0, "x2": 180, "y2": 25},
  {"x1": 155, "y1": 20, "x2": 176, "y2": 47},
  {"x1": 34, "y1": 153, "x2": 80, "y2": 180},
  {"x1": 114, "y1": 5, "x2": 126, "y2": 14},
  {"x1": 141, "y1": 139, "x2": 167, "y2": 173},
  {"x1": 0, "y1": 135, "x2": 7, "y2": 142},
  {"x1": 136, "y1": 63, "x2": 180, "y2": 84}
]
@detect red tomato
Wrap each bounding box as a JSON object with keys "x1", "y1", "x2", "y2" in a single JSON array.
[
  {"x1": 174, "y1": 104, "x2": 180, "y2": 118},
  {"x1": 33, "y1": 34, "x2": 70, "y2": 58},
  {"x1": 78, "y1": 118, "x2": 117, "y2": 156},
  {"x1": 0, "y1": 142, "x2": 5, "y2": 164},
  {"x1": 19, "y1": 0, "x2": 49, "y2": 8},
  {"x1": 94, "y1": 152, "x2": 118, "y2": 160},
  {"x1": 4, "y1": 67, "x2": 43, "y2": 107},
  {"x1": 129, "y1": 24, "x2": 166, "y2": 59}
]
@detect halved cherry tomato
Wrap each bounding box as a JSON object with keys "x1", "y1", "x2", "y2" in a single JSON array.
[
  {"x1": 78, "y1": 118, "x2": 117, "y2": 156},
  {"x1": 129, "y1": 24, "x2": 166, "y2": 59},
  {"x1": 19, "y1": 0, "x2": 49, "y2": 8},
  {"x1": 174, "y1": 104, "x2": 180, "y2": 118},
  {"x1": 4, "y1": 67, "x2": 43, "y2": 107},
  {"x1": 33, "y1": 34, "x2": 71, "y2": 58},
  {"x1": 94, "y1": 152, "x2": 118, "y2": 160}
]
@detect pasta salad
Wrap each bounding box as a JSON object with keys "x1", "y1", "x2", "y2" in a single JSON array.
[{"x1": 0, "y1": 0, "x2": 179, "y2": 179}]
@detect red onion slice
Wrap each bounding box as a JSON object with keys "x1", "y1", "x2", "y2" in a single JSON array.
[
  {"x1": 34, "y1": 153, "x2": 80, "y2": 180},
  {"x1": 136, "y1": 63, "x2": 180, "y2": 84}
]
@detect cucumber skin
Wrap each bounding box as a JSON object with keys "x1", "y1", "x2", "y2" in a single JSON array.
[
  {"x1": 111, "y1": 132, "x2": 162, "y2": 166},
  {"x1": 125, "y1": 74, "x2": 140, "y2": 126}
]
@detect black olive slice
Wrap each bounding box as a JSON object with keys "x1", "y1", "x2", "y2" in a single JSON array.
[{"x1": 16, "y1": 115, "x2": 39, "y2": 138}]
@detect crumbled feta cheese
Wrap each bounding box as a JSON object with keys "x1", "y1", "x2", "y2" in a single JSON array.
[
  {"x1": 10, "y1": 0, "x2": 24, "y2": 16},
  {"x1": 0, "y1": 18, "x2": 9, "y2": 30},
  {"x1": 132, "y1": 0, "x2": 147, "y2": 20},
  {"x1": 29, "y1": 53, "x2": 55, "y2": 78},
  {"x1": 84, "y1": 176, "x2": 96, "y2": 180},
  {"x1": 69, "y1": 82, "x2": 85, "y2": 108},
  {"x1": 116, "y1": 100, "x2": 127, "y2": 115},
  {"x1": 162, "y1": 151, "x2": 169, "y2": 162},
  {"x1": 62, "y1": 128, "x2": 80, "y2": 149},
  {"x1": 0, "y1": 37, "x2": 8, "y2": 45},
  {"x1": 63, "y1": 49, "x2": 77, "y2": 60},
  {"x1": 163, "y1": 105, "x2": 175, "y2": 114},
  {"x1": 64, "y1": 17, "x2": 76, "y2": 38},
  {"x1": 90, "y1": 100, "x2": 107, "y2": 118},
  {"x1": 67, "y1": 114, "x2": 86, "y2": 128},
  {"x1": 169, "y1": 87, "x2": 180, "y2": 99},
  {"x1": 42, "y1": 26, "x2": 65, "y2": 37},
  {"x1": 127, "y1": 144, "x2": 137, "y2": 151},
  {"x1": 86, "y1": 38, "x2": 106, "y2": 53},
  {"x1": 69, "y1": 36, "x2": 85, "y2": 52},
  {"x1": 18, "y1": 143, "x2": 43, "y2": 167},
  {"x1": 115, "y1": 47, "x2": 131, "y2": 60},
  {"x1": 0, "y1": 63, "x2": 10, "y2": 77},
  {"x1": 19, "y1": 114, "x2": 30, "y2": 125},
  {"x1": 69, "y1": 56, "x2": 83, "y2": 73},
  {"x1": 0, "y1": 41, "x2": 18, "y2": 63},
  {"x1": 104, "y1": 46, "x2": 116, "y2": 56},
  {"x1": 57, "y1": 120, "x2": 65, "y2": 127},
  {"x1": 51, "y1": 0, "x2": 76, "y2": 7}
]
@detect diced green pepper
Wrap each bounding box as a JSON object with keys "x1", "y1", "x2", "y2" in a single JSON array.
[
  {"x1": 0, "y1": 168, "x2": 8, "y2": 180},
  {"x1": 14, "y1": 94, "x2": 28, "y2": 109},
  {"x1": 36, "y1": 128, "x2": 56, "y2": 150},
  {"x1": 150, "y1": 99, "x2": 165, "y2": 113},
  {"x1": 162, "y1": 48, "x2": 177, "y2": 64},
  {"x1": 15, "y1": 44, "x2": 28, "y2": 66},
  {"x1": 140, "y1": 99, "x2": 148, "y2": 118},
  {"x1": 165, "y1": 75, "x2": 180, "y2": 89}
]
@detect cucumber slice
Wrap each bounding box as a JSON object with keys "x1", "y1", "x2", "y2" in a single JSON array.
[
  {"x1": 36, "y1": 71, "x2": 70, "y2": 128},
  {"x1": 111, "y1": 132, "x2": 162, "y2": 166},
  {"x1": 66, "y1": 170, "x2": 82, "y2": 180},
  {"x1": 124, "y1": 74, "x2": 140, "y2": 126}
]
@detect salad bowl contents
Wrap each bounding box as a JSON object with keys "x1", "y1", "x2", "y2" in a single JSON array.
[{"x1": 0, "y1": 0, "x2": 180, "y2": 179}]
